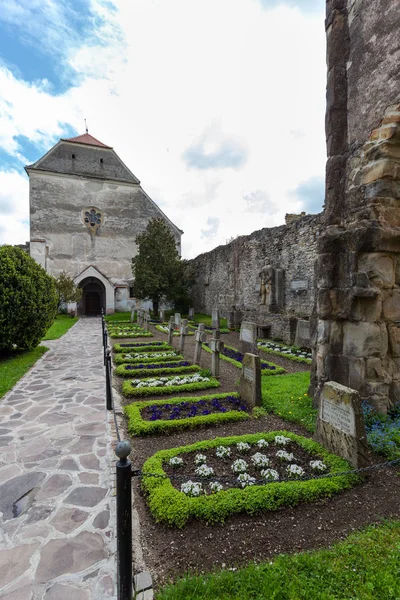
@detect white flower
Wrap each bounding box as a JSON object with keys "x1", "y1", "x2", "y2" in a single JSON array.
[
  {"x1": 168, "y1": 456, "x2": 183, "y2": 467},
  {"x1": 194, "y1": 454, "x2": 207, "y2": 465},
  {"x1": 231, "y1": 459, "x2": 248, "y2": 473},
  {"x1": 181, "y1": 480, "x2": 203, "y2": 496},
  {"x1": 309, "y1": 460, "x2": 327, "y2": 471},
  {"x1": 274, "y1": 435, "x2": 292, "y2": 446},
  {"x1": 276, "y1": 450, "x2": 295, "y2": 462},
  {"x1": 195, "y1": 464, "x2": 214, "y2": 477},
  {"x1": 216, "y1": 446, "x2": 231, "y2": 458},
  {"x1": 261, "y1": 468, "x2": 279, "y2": 481},
  {"x1": 237, "y1": 473, "x2": 256, "y2": 488},
  {"x1": 251, "y1": 453, "x2": 270, "y2": 469},
  {"x1": 256, "y1": 439, "x2": 269, "y2": 449},
  {"x1": 236, "y1": 442, "x2": 251, "y2": 452},
  {"x1": 286, "y1": 464, "x2": 304, "y2": 478},
  {"x1": 209, "y1": 481, "x2": 223, "y2": 493}
]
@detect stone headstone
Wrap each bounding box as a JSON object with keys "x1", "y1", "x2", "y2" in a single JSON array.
[
  {"x1": 238, "y1": 353, "x2": 261, "y2": 407},
  {"x1": 159, "y1": 309, "x2": 165, "y2": 322},
  {"x1": 179, "y1": 319, "x2": 189, "y2": 353},
  {"x1": 211, "y1": 309, "x2": 220, "y2": 330},
  {"x1": 227, "y1": 310, "x2": 235, "y2": 330},
  {"x1": 210, "y1": 330, "x2": 224, "y2": 377},
  {"x1": 290, "y1": 279, "x2": 308, "y2": 292},
  {"x1": 130, "y1": 308, "x2": 135, "y2": 323},
  {"x1": 188, "y1": 307, "x2": 195, "y2": 319},
  {"x1": 315, "y1": 381, "x2": 370, "y2": 468},
  {"x1": 294, "y1": 319, "x2": 311, "y2": 349},
  {"x1": 239, "y1": 321, "x2": 258, "y2": 355},
  {"x1": 193, "y1": 323, "x2": 207, "y2": 365},
  {"x1": 167, "y1": 316, "x2": 175, "y2": 346},
  {"x1": 174, "y1": 313, "x2": 181, "y2": 327}
]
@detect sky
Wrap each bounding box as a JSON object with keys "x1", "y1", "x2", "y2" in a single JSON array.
[{"x1": 0, "y1": 0, "x2": 326, "y2": 259}]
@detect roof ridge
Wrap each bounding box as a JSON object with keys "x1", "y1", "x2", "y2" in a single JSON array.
[{"x1": 61, "y1": 132, "x2": 112, "y2": 149}]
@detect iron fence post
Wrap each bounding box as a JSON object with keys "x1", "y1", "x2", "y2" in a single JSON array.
[
  {"x1": 115, "y1": 440, "x2": 133, "y2": 600},
  {"x1": 106, "y1": 346, "x2": 112, "y2": 410},
  {"x1": 104, "y1": 329, "x2": 108, "y2": 365}
]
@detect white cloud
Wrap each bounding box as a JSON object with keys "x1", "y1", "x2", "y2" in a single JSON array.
[
  {"x1": 0, "y1": 0, "x2": 327, "y2": 257},
  {"x1": 0, "y1": 170, "x2": 29, "y2": 245}
]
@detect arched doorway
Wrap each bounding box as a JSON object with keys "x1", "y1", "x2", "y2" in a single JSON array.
[{"x1": 78, "y1": 277, "x2": 106, "y2": 316}]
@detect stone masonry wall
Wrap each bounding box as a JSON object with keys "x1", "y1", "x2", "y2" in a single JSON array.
[
  {"x1": 311, "y1": 0, "x2": 400, "y2": 412},
  {"x1": 189, "y1": 214, "x2": 321, "y2": 344}
]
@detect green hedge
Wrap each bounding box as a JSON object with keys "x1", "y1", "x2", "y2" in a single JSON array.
[
  {"x1": 202, "y1": 344, "x2": 285, "y2": 376},
  {"x1": 115, "y1": 363, "x2": 201, "y2": 378},
  {"x1": 109, "y1": 330, "x2": 153, "y2": 339},
  {"x1": 113, "y1": 342, "x2": 171, "y2": 353},
  {"x1": 258, "y1": 342, "x2": 312, "y2": 365},
  {"x1": 122, "y1": 376, "x2": 220, "y2": 398},
  {"x1": 125, "y1": 393, "x2": 249, "y2": 436},
  {"x1": 114, "y1": 352, "x2": 183, "y2": 364},
  {"x1": 142, "y1": 431, "x2": 357, "y2": 527}
]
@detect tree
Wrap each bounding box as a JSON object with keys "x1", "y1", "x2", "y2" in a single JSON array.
[
  {"x1": 0, "y1": 245, "x2": 58, "y2": 351},
  {"x1": 132, "y1": 218, "x2": 192, "y2": 315},
  {"x1": 54, "y1": 271, "x2": 82, "y2": 311}
]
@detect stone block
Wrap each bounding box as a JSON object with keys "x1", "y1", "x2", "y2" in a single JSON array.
[
  {"x1": 325, "y1": 354, "x2": 349, "y2": 386},
  {"x1": 330, "y1": 321, "x2": 343, "y2": 354},
  {"x1": 351, "y1": 295, "x2": 382, "y2": 322},
  {"x1": 343, "y1": 321, "x2": 388, "y2": 358},
  {"x1": 315, "y1": 381, "x2": 370, "y2": 468},
  {"x1": 134, "y1": 571, "x2": 153, "y2": 593},
  {"x1": 348, "y1": 358, "x2": 366, "y2": 392},
  {"x1": 317, "y1": 320, "x2": 330, "y2": 345},
  {"x1": 388, "y1": 324, "x2": 400, "y2": 356},
  {"x1": 358, "y1": 253, "x2": 395, "y2": 288},
  {"x1": 365, "y1": 358, "x2": 383, "y2": 381},
  {"x1": 382, "y1": 290, "x2": 400, "y2": 320},
  {"x1": 389, "y1": 382, "x2": 400, "y2": 405},
  {"x1": 294, "y1": 320, "x2": 311, "y2": 349},
  {"x1": 238, "y1": 353, "x2": 261, "y2": 408},
  {"x1": 361, "y1": 159, "x2": 400, "y2": 185}
]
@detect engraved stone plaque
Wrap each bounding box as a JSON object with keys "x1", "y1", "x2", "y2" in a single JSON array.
[{"x1": 290, "y1": 279, "x2": 308, "y2": 291}]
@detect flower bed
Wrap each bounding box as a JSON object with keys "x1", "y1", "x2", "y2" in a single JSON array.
[
  {"x1": 188, "y1": 324, "x2": 230, "y2": 334},
  {"x1": 125, "y1": 393, "x2": 250, "y2": 435},
  {"x1": 363, "y1": 401, "x2": 400, "y2": 459},
  {"x1": 114, "y1": 351, "x2": 183, "y2": 364},
  {"x1": 258, "y1": 340, "x2": 312, "y2": 364},
  {"x1": 142, "y1": 431, "x2": 357, "y2": 527},
  {"x1": 115, "y1": 362, "x2": 201, "y2": 378},
  {"x1": 203, "y1": 343, "x2": 285, "y2": 376},
  {"x1": 109, "y1": 328, "x2": 153, "y2": 339},
  {"x1": 122, "y1": 373, "x2": 220, "y2": 397},
  {"x1": 155, "y1": 325, "x2": 195, "y2": 336},
  {"x1": 113, "y1": 342, "x2": 171, "y2": 353}
]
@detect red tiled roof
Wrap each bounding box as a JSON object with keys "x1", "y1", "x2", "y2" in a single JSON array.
[{"x1": 61, "y1": 133, "x2": 112, "y2": 149}]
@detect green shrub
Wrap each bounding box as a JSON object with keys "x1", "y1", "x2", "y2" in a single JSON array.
[
  {"x1": 113, "y1": 342, "x2": 171, "y2": 353},
  {"x1": 109, "y1": 330, "x2": 153, "y2": 339},
  {"x1": 115, "y1": 363, "x2": 201, "y2": 378},
  {"x1": 0, "y1": 246, "x2": 58, "y2": 351},
  {"x1": 122, "y1": 375, "x2": 220, "y2": 397},
  {"x1": 124, "y1": 393, "x2": 249, "y2": 435},
  {"x1": 142, "y1": 431, "x2": 357, "y2": 527}
]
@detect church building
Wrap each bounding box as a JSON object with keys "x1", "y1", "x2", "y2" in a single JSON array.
[{"x1": 26, "y1": 132, "x2": 182, "y2": 315}]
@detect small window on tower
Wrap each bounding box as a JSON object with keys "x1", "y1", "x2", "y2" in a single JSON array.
[
  {"x1": 100, "y1": 158, "x2": 103, "y2": 163},
  {"x1": 72, "y1": 153, "x2": 75, "y2": 159},
  {"x1": 129, "y1": 287, "x2": 135, "y2": 299}
]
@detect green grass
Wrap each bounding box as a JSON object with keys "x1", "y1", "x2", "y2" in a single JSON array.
[
  {"x1": 156, "y1": 520, "x2": 400, "y2": 599},
  {"x1": 0, "y1": 346, "x2": 49, "y2": 398},
  {"x1": 261, "y1": 372, "x2": 317, "y2": 432},
  {"x1": 42, "y1": 314, "x2": 78, "y2": 340},
  {"x1": 104, "y1": 311, "x2": 131, "y2": 322},
  {"x1": 193, "y1": 313, "x2": 228, "y2": 328}
]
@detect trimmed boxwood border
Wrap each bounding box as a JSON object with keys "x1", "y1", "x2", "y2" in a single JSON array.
[
  {"x1": 142, "y1": 431, "x2": 358, "y2": 527},
  {"x1": 258, "y1": 341, "x2": 312, "y2": 365},
  {"x1": 122, "y1": 376, "x2": 220, "y2": 398},
  {"x1": 125, "y1": 392, "x2": 249, "y2": 436},
  {"x1": 113, "y1": 342, "x2": 172, "y2": 353},
  {"x1": 188, "y1": 324, "x2": 230, "y2": 334},
  {"x1": 203, "y1": 343, "x2": 285, "y2": 376},
  {"x1": 114, "y1": 352, "x2": 183, "y2": 364},
  {"x1": 155, "y1": 324, "x2": 195, "y2": 336},
  {"x1": 115, "y1": 363, "x2": 201, "y2": 378}
]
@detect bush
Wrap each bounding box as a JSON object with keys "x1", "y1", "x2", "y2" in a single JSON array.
[
  {"x1": 115, "y1": 363, "x2": 201, "y2": 378},
  {"x1": 0, "y1": 246, "x2": 58, "y2": 351},
  {"x1": 142, "y1": 431, "x2": 357, "y2": 527}
]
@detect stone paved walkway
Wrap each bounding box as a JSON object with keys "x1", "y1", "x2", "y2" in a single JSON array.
[{"x1": 0, "y1": 319, "x2": 116, "y2": 600}]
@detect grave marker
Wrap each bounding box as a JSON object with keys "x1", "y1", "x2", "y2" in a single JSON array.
[
  {"x1": 193, "y1": 323, "x2": 207, "y2": 365},
  {"x1": 179, "y1": 319, "x2": 189, "y2": 353},
  {"x1": 188, "y1": 307, "x2": 195, "y2": 319},
  {"x1": 315, "y1": 381, "x2": 370, "y2": 468},
  {"x1": 159, "y1": 309, "x2": 165, "y2": 323},
  {"x1": 174, "y1": 313, "x2": 181, "y2": 327},
  {"x1": 239, "y1": 321, "x2": 258, "y2": 355},
  {"x1": 238, "y1": 353, "x2": 261, "y2": 407},
  {"x1": 210, "y1": 329, "x2": 224, "y2": 377},
  {"x1": 211, "y1": 309, "x2": 220, "y2": 330},
  {"x1": 294, "y1": 319, "x2": 311, "y2": 349},
  {"x1": 130, "y1": 307, "x2": 136, "y2": 323},
  {"x1": 167, "y1": 316, "x2": 175, "y2": 346}
]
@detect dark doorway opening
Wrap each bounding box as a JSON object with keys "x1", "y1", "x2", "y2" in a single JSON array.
[{"x1": 78, "y1": 277, "x2": 105, "y2": 316}]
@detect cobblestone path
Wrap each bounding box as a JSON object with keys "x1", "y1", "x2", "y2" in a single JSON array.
[{"x1": 0, "y1": 318, "x2": 116, "y2": 599}]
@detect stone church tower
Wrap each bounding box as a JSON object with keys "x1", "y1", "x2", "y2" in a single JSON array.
[{"x1": 27, "y1": 132, "x2": 182, "y2": 315}]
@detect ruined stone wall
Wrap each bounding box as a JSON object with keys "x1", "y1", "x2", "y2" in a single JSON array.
[
  {"x1": 312, "y1": 0, "x2": 400, "y2": 412},
  {"x1": 189, "y1": 214, "x2": 321, "y2": 344}
]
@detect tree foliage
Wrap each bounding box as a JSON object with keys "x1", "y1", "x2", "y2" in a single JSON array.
[
  {"x1": 54, "y1": 271, "x2": 82, "y2": 309},
  {"x1": 132, "y1": 218, "x2": 193, "y2": 315},
  {"x1": 0, "y1": 245, "x2": 58, "y2": 352}
]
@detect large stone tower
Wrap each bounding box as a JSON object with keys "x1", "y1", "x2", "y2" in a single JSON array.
[
  {"x1": 27, "y1": 132, "x2": 182, "y2": 315},
  {"x1": 311, "y1": 1, "x2": 400, "y2": 412}
]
